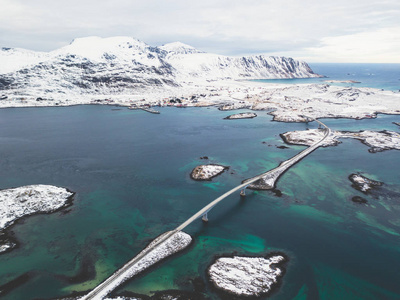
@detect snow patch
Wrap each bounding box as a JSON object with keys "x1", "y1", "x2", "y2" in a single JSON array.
[
  {"x1": 191, "y1": 164, "x2": 228, "y2": 181},
  {"x1": 208, "y1": 255, "x2": 286, "y2": 297},
  {"x1": 0, "y1": 184, "x2": 73, "y2": 231}
]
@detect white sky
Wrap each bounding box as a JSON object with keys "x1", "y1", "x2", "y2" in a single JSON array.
[{"x1": 0, "y1": 0, "x2": 399, "y2": 63}]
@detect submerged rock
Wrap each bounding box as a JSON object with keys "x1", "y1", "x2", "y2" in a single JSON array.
[
  {"x1": 351, "y1": 196, "x2": 368, "y2": 204},
  {"x1": 191, "y1": 164, "x2": 229, "y2": 181},
  {"x1": 208, "y1": 254, "x2": 287, "y2": 297},
  {"x1": 349, "y1": 173, "x2": 383, "y2": 193}
]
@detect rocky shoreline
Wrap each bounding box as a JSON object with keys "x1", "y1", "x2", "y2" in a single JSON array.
[
  {"x1": 281, "y1": 128, "x2": 400, "y2": 152},
  {"x1": 0, "y1": 185, "x2": 75, "y2": 254}
]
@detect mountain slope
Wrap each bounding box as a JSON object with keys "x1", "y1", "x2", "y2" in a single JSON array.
[{"x1": 0, "y1": 36, "x2": 321, "y2": 98}]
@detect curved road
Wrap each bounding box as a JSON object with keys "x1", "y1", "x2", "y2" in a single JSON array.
[{"x1": 81, "y1": 117, "x2": 331, "y2": 300}]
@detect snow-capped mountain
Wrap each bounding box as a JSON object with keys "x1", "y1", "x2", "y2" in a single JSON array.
[{"x1": 0, "y1": 36, "x2": 321, "y2": 98}]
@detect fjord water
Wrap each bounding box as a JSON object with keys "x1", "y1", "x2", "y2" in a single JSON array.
[
  {"x1": 254, "y1": 63, "x2": 400, "y2": 91},
  {"x1": 0, "y1": 106, "x2": 399, "y2": 300}
]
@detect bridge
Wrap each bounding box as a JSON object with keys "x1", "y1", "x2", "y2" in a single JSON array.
[{"x1": 80, "y1": 117, "x2": 331, "y2": 300}]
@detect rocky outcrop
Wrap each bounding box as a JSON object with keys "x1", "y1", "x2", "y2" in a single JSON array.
[
  {"x1": 224, "y1": 112, "x2": 257, "y2": 119},
  {"x1": 208, "y1": 254, "x2": 287, "y2": 297},
  {"x1": 191, "y1": 164, "x2": 229, "y2": 181},
  {"x1": 349, "y1": 173, "x2": 383, "y2": 193},
  {"x1": 0, "y1": 184, "x2": 74, "y2": 253},
  {"x1": 0, "y1": 185, "x2": 74, "y2": 231}
]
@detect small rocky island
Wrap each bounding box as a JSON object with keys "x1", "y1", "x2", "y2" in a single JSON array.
[
  {"x1": 224, "y1": 112, "x2": 257, "y2": 120},
  {"x1": 208, "y1": 254, "x2": 287, "y2": 297},
  {"x1": 191, "y1": 164, "x2": 229, "y2": 181},
  {"x1": 0, "y1": 184, "x2": 74, "y2": 253},
  {"x1": 349, "y1": 173, "x2": 383, "y2": 193}
]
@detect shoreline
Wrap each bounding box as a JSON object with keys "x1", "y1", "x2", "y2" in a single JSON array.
[
  {"x1": 0, "y1": 186, "x2": 75, "y2": 254},
  {"x1": 1, "y1": 80, "x2": 399, "y2": 124}
]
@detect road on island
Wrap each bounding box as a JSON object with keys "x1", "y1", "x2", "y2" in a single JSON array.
[{"x1": 81, "y1": 117, "x2": 332, "y2": 300}]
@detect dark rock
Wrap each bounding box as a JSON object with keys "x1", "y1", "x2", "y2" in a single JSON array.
[
  {"x1": 351, "y1": 196, "x2": 368, "y2": 204},
  {"x1": 349, "y1": 173, "x2": 383, "y2": 193},
  {"x1": 273, "y1": 189, "x2": 282, "y2": 197}
]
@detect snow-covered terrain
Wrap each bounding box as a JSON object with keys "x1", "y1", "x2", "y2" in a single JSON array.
[
  {"x1": 0, "y1": 185, "x2": 73, "y2": 253},
  {"x1": 190, "y1": 164, "x2": 228, "y2": 180},
  {"x1": 1, "y1": 37, "x2": 399, "y2": 123},
  {"x1": 0, "y1": 185, "x2": 73, "y2": 231},
  {"x1": 281, "y1": 129, "x2": 400, "y2": 152},
  {"x1": 208, "y1": 255, "x2": 286, "y2": 297},
  {"x1": 0, "y1": 36, "x2": 320, "y2": 104}
]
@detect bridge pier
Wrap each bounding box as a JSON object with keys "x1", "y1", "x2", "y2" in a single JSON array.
[
  {"x1": 202, "y1": 212, "x2": 208, "y2": 222},
  {"x1": 240, "y1": 185, "x2": 249, "y2": 197}
]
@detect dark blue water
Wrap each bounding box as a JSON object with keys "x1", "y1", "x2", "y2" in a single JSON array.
[
  {"x1": 0, "y1": 105, "x2": 399, "y2": 300},
  {"x1": 253, "y1": 63, "x2": 400, "y2": 91}
]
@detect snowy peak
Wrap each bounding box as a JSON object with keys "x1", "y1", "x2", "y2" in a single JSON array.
[
  {"x1": 54, "y1": 36, "x2": 151, "y2": 62},
  {"x1": 0, "y1": 36, "x2": 321, "y2": 98},
  {"x1": 159, "y1": 42, "x2": 203, "y2": 55}
]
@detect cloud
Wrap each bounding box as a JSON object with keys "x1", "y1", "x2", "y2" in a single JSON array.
[
  {"x1": 0, "y1": 0, "x2": 399, "y2": 62},
  {"x1": 302, "y1": 27, "x2": 400, "y2": 63}
]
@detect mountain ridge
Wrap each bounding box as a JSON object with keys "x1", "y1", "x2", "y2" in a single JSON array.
[{"x1": 0, "y1": 36, "x2": 321, "y2": 98}]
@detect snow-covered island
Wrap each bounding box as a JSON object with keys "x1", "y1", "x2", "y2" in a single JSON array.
[
  {"x1": 224, "y1": 112, "x2": 257, "y2": 119},
  {"x1": 281, "y1": 129, "x2": 400, "y2": 153},
  {"x1": 208, "y1": 254, "x2": 287, "y2": 297},
  {"x1": 349, "y1": 173, "x2": 383, "y2": 193},
  {"x1": 191, "y1": 164, "x2": 229, "y2": 181},
  {"x1": 0, "y1": 185, "x2": 74, "y2": 253}
]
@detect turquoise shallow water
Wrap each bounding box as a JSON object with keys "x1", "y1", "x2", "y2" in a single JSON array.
[{"x1": 0, "y1": 106, "x2": 399, "y2": 299}]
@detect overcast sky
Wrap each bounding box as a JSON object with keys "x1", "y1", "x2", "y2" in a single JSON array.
[{"x1": 1, "y1": 0, "x2": 399, "y2": 63}]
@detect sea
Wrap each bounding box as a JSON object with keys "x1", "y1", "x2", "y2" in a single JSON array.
[
  {"x1": 254, "y1": 63, "x2": 400, "y2": 92},
  {"x1": 0, "y1": 64, "x2": 399, "y2": 300}
]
